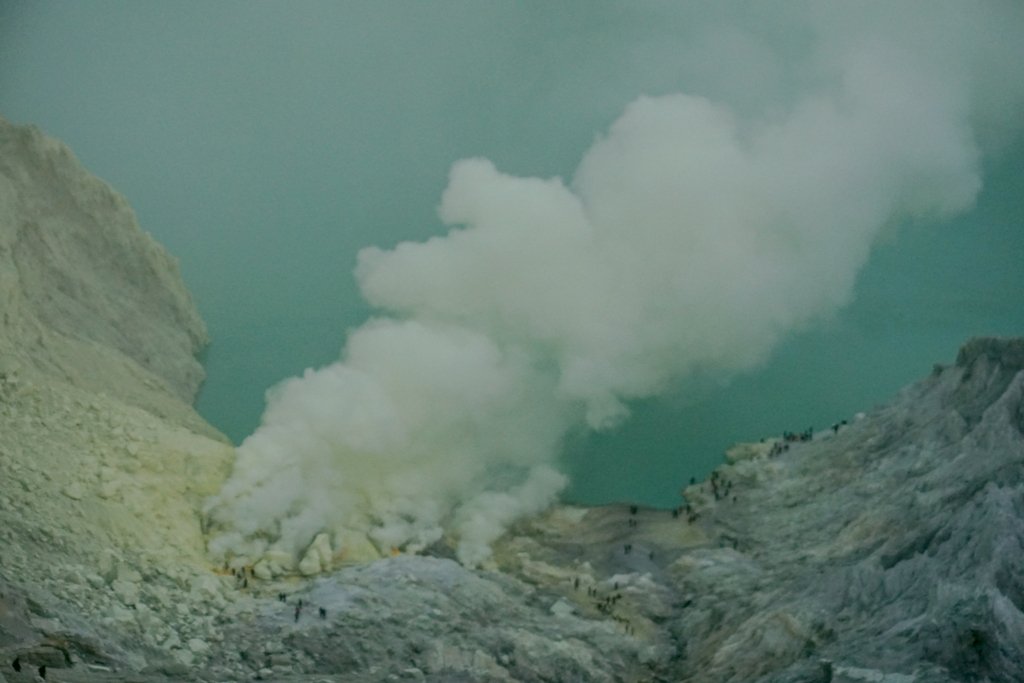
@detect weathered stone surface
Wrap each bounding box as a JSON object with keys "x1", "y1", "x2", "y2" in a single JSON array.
[
  {"x1": 0, "y1": 116, "x2": 208, "y2": 408},
  {"x1": 0, "y1": 119, "x2": 234, "y2": 679},
  {"x1": 298, "y1": 532, "x2": 333, "y2": 576},
  {"x1": 251, "y1": 560, "x2": 273, "y2": 581},
  {"x1": 651, "y1": 336, "x2": 1024, "y2": 683}
]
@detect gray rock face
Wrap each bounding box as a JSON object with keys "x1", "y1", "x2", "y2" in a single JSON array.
[
  {"x1": 0, "y1": 119, "x2": 233, "y2": 678},
  {"x1": 223, "y1": 556, "x2": 652, "y2": 682},
  {"x1": 0, "y1": 116, "x2": 210, "y2": 415},
  {"x1": 661, "y1": 335, "x2": 1024, "y2": 683}
]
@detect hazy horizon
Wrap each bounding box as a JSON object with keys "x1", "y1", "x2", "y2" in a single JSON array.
[{"x1": 2, "y1": 1, "x2": 1022, "y2": 517}]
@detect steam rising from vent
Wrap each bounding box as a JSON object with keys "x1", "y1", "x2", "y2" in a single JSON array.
[{"x1": 206, "y1": 4, "x2": 1023, "y2": 569}]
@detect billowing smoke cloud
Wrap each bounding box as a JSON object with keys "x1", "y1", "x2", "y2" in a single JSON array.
[{"x1": 206, "y1": 3, "x2": 1023, "y2": 568}]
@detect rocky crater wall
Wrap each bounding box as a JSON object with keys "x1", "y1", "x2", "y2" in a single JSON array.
[
  {"x1": 1, "y1": 119, "x2": 1021, "y2": 683},
  {"x1": 0, "y1": 118, "x2": 234, "y2": 675},
  {"x1": 0, "y1": 116, "x2": 214, "y2": 430}
]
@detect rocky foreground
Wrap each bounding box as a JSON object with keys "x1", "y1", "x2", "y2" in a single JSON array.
[{"x1": 1, "y1": 118, "x2": 1022, "y2": 683}]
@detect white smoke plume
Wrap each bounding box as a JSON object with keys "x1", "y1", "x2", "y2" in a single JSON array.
[{"x1": 206, "y1": 3, "x2": 1023, "y2": 568}]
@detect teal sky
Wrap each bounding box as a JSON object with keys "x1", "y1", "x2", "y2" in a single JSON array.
[{"x1": 2, "y1": 1, "x2": 1021, "y2": 508}]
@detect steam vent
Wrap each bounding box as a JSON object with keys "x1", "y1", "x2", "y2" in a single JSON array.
[{"x1": 2, "y1": 123, "x2": 1023, "y2": 681}]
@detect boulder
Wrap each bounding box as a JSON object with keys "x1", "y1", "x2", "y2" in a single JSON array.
[{"x1": 298, "y1": 533, "x2": 333, "y2": 576}]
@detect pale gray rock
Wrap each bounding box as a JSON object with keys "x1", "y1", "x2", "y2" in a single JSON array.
[
  {"x1": 0, "y1": 116, "x2": 220, "y2": 437},
  {"x1": 0, "y1": 119, "x2": 232, "y2": 679},
  {"x1": 0, "y1": 118, "x2": 203, "y2": 400},
  {"x1": 659, "y1": 336, "x2": 1024, "y2": 683},
  {"x1": 110, "y1": 579, "x2": 139, "y2": 606}
]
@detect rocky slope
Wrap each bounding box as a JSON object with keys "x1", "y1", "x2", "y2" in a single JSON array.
[
  {"x1": 0, "y1": 117, "x2": 218, "y2": 435},
  {"x1": 0, "y1": 116, "x2": 234, "y2": 677},
  {"x1": 1, "y1": 119, "x2": 1021, "y2": 683}
]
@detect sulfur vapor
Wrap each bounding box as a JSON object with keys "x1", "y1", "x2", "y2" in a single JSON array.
[{"x1": 205, "y1": 2, "x2": 1024, "y2": 570}]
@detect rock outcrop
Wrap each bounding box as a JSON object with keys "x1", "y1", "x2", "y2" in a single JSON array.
[
  {"x1": 1, "y1": 119, "x2": 1021, "y2": 682},
  {"x1": 0, "y1": 117, "x2": 234, "y2": 675},
  {"x1": 658, "y1": 335, "x2": 1024, "y2": 682},
  {"x1": 0, "y1": 116, "x2": 215, "y2": 431}
]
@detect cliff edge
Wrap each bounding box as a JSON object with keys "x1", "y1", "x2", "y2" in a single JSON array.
[
  {"x1": 0, "y1": 116, "x2": 216, "y2": 433},
  {"x1": 0, "y1": 118, "x2": 233, "y2": 675}
]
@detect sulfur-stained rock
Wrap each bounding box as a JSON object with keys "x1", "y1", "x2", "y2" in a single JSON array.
[
  {"x1": 298, "y1": 532, "x2": 333, "y2": 576},
  {"x1": 252, "y1": 560, "x2": 273, "y2": 581},
  {"x1": 332, "y1": 528, "x2": 383, "y2": 565},
  {"x1": 724, "y1": 440, "x2": 772, "y2": 463}
]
